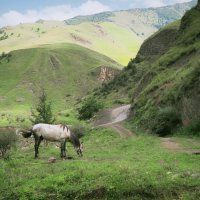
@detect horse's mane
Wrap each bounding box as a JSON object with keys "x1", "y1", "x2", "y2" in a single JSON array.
[{"x1": 60, "y1": 124, "x2": 69, "y2": 131}]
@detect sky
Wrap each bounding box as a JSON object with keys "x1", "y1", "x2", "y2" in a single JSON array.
[{"x1": 0, "y1": 0, "x2": 193, "y2": 27}]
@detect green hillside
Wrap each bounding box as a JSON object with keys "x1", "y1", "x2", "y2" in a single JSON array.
[
  {"x1": 0, "y1": 43, "x2": 121, "y2": 117},
  {"x1": 93, "y1": 1, "x2": 200, "y2": 135},
  {"x1": 0, "y1": 1, "x2": 195, "y2": 66},
  {"x1": 0, "y1": 21, "x2": 142, "y2": 66}
]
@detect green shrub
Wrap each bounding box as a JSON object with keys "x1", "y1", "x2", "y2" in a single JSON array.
[
  {"x1": 185, "y1": 119, "x2": 200, "y2": 136},
  {"x1": 78, "y1": 97, "x2": 103, "y2": 120},
  {"x1": 149, "y1": 107, "x2": 182, "y2": 136},
  {"x1": 0, "y1": 128, "x2": 17, "y2": 159},
  {"x1": 30, "y1": 90, "x2": 55, "y2": 124}
]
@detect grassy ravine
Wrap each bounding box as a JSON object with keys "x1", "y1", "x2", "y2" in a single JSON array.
[
  {"x1": 0, "y1": 43, "x2": 121, "y2": 126},
  {"x1": 0, "y1": 128, "x2": 200, "y2": 200}
]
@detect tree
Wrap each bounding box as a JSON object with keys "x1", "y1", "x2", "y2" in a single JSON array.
[
  {"x1": 30, "y1": 90, "x2": 55, "y2": 125},
  {"x1": 78, "y1": 97, "x2": 103, "y2": 120}
]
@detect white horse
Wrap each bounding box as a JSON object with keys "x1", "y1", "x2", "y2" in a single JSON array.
[{"x1": 21, "y1": 123, "x2": 83, "y2": 159}]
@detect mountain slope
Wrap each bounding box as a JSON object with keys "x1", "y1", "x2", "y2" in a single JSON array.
[
  {"x1": 0, "y1": 21, "x2": 142, "y2": 66},
  {"x1": 0, "y1": 43, "x2": 121, "y2": 114},
  {"x1": 93, "y1": 1, "x2": 200, "y2": 133},
  {"x1": 0, "y1": 1, "x2": 195, "y2": 66},
  {"x1": 65, "y1": 0, "x2": 196, "y2": 39}
]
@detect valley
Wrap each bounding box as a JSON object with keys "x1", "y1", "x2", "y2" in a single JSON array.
[{"x1": 0, "y1": 0, "x2": 200, "y2": 199}]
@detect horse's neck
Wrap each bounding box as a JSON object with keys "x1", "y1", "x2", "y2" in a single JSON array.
[{"x1": 69, "y1": 132, "x2": 80, "y2": 147}]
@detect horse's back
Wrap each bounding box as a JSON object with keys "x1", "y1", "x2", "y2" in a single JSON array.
[{"x1": 32, "y1": 123, "x2": 70, "y2": 141}]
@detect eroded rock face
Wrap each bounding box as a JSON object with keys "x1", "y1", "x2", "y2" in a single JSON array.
[{"x1": 98, "y1": 67, "x2": 115, "y2": 83}]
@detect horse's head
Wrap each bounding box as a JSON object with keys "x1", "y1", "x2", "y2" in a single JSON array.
[
  {"x1": 17, "y1": 129, "x2": 32, "y2": 138},
  {"x1": 75, "y1": 142, "x2": 84, "y2": 157}
]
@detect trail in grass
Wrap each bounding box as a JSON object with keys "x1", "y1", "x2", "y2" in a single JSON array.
[
  {"x1": 161, "y1": 137, "x2": 200, "y2": 154},
  {"x1": 93, "y1": 104, "x2": 134, "y2": 137}
]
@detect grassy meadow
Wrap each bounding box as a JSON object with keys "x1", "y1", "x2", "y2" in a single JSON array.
[{"x1": 0, "y1": 127, "x2": 200, "y2": 200}]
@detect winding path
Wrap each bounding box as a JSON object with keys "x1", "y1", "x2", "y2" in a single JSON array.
[{"x1": 93, "y1": 105, "x2": 134, "y2": 138}]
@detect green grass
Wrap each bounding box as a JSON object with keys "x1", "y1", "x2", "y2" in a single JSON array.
[
  {"x1": 0, "y1": 43, "x2": 121, "y2": 125},
  {"x1": 0, "y1": 128, "x2": 200, "y2": 199},
  {"x1": 0, "y1": 21, "x2": 142, "y2": 65}
]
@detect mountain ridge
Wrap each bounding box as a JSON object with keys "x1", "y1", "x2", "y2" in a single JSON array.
[{"x1": 0, "y1": 1, "x2": 196, "y2": 65}]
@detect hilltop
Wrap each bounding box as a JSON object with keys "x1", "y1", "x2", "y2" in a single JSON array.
[
  {"x1": 0, "y1": 21, "x2": 141, "y2": 66},
  {"x1": 0, "y1": 43, "x2": 121, "y2": 118},
  {"x1": 93, "y1": 1, "x2": 200, "y2": 135},
  {"x1": 0, "y1": 1, "x2": 196, "y2": 65}
]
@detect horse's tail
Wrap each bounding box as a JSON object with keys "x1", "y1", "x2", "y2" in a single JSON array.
[{"x1": 21, "y1": 129, "x2": 33, "y2": 138}]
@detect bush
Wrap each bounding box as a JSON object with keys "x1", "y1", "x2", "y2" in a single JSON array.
[
  {"x1": 0, "y1": 128, "x2": 17, "y2": 159},
  {"x1": 30, "y1": 90, "x2": 55, "y2": 124},
  {"x1": 185, "y1": 119, "x2": 200, "y2": 136},
  {"x1": 78, "y1": 97, "x2": 103, "y2": 120},
  {"x1": 149, "y1": 107, "x2": 182, "y2": 136}
]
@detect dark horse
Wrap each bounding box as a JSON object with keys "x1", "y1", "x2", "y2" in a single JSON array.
[{"x1": 21, "y1": 123, "x2": 83, "y2": 159}]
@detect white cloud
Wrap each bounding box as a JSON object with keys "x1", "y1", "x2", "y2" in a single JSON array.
[
  {"x1": 129, "y1": 0, "x2": 192, "y2": 8},
  {"x1": 0, "y1": 0, "x2": 111, "y2": 27},
  {"x1": 130, "y1": 0, "x2": 165, "y2": 8}
]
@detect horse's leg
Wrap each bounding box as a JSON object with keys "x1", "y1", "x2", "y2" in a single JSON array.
[
  {"x1": 60, "y1": 141, "x2": 65, "y2": 158},
  {"x1": 34, "y1": 136, "x2": 39, "y2": 158},
  {"x1": 63, "y1": 140, "x2": 67, "y2": 158},
  {"x1": 34, "y1": 136, "x2": 42, "y2": 159}
]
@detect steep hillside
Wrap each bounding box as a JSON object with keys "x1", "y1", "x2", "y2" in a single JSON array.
[
  {"x1": 65, "y1": 0, "x2": 196, "y2": 39},
  {"x1": 93, "y1": 1, "x2": 200, "y2": 134},
  {"x1": 0, "y1": 43, "x2": 121, "y2": 115}
]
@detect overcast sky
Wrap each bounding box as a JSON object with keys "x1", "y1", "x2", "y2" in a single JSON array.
[{"x1": 0, "y1": 0, "x2": 193, "y2": 27}]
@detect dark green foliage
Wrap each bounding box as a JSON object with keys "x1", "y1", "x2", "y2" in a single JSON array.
[
  {"x1": 0, "y1": 128, "x2": 17, "y2": 159},
  {"x1": 78, "y1": 97, "x2": 103, "y2": 120},
  {"x1": 0, "y1": 52, "x2": 11, "y2": 63},
  {"x1": 30, "y1": 90, "x2": 55, "y2": 125},
  {"x1": 185, "y1": 118, "x2": 200, "y2": 136},
  {"x1": 65, "y1": 12, "x2": 113, "y2": 25},
  {"x1": 126, "y1": 59, "x2": 136, "y2": 75},
  {"x1": 149, "y1": 107, "x2": 182, "y2": 136},
  {"x1": 0, "y1": 30, "x2": 8, "y2": 41}
]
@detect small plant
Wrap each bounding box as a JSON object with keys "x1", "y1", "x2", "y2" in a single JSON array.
[
  {"x1": 30, "y1": 90, "x2": 55, "y2": 124},
  {"x1": 0, "y1": 128, "x2": 17, "y2": 159},
  {"x1": 149, "y1": 107, "x2": 182, "y2": 136},
  {"x1": 78, "y1": 97, "x2": 103, "y2": 120}
]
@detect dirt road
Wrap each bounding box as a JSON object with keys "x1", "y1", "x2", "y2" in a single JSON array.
[
  {"x1": 93, "y1": 105, "x2": 134, "y2": 138},
  {"x1": 93, "y1": 105, "x2": 200, "y2": 154}
]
